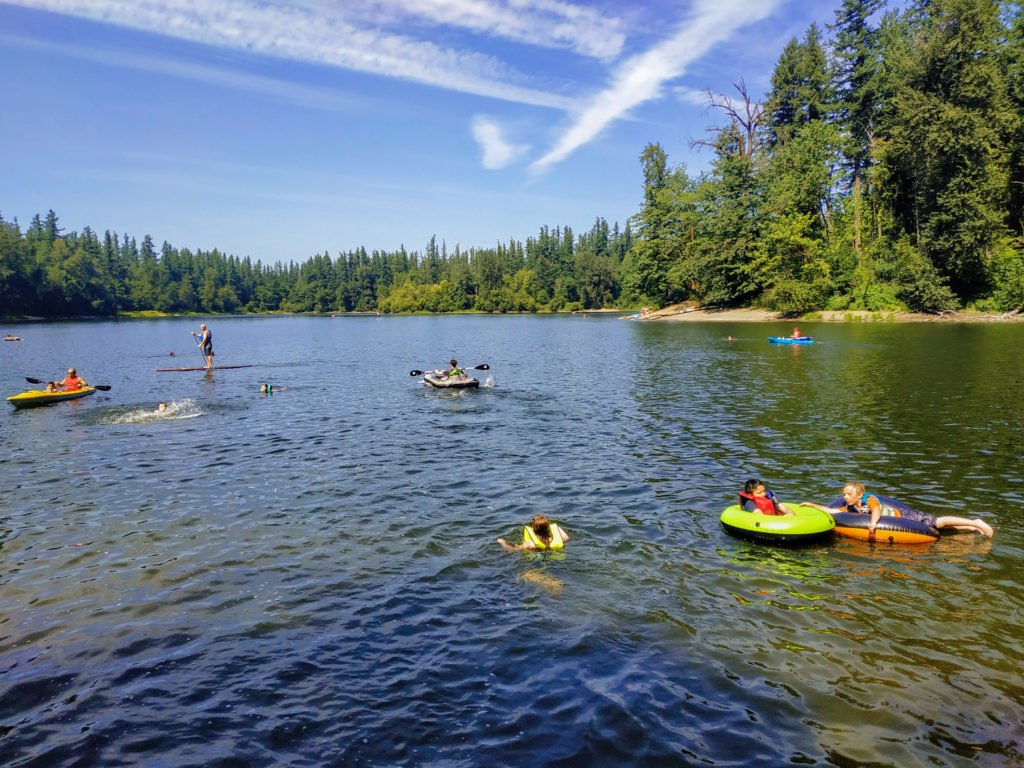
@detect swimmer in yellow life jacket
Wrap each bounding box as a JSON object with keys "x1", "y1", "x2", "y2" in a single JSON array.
[{"x1": 497, "y1": 514, "x2": 570, "y2": 552}]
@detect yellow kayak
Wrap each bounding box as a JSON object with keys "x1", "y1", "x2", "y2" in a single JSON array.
[{"x1": 7, "y1": 386, "x2": 97, "y2": 409}]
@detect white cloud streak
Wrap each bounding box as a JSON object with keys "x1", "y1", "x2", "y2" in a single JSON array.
[
  {"x1": 471, "y1": 115, "x2": 530, "y2": 169},
  {"x1": 530, "y1": 0, "x2": 783, "y2": 172},
  {"x1": 0, "y1": 33, "x2": 362, "y2": 112},
  {"x1": 672, "y1": 84, "x2": 713, "y2": 108},
  {"x1": 6, "y1": 0, "x2": 577, "y2": 109},
  {"x1": 327, "y1": 0, "x2": 624, "y2": 60},
  {"x1": 8, "y1": 0, "x2": 788, "y2": 171}
]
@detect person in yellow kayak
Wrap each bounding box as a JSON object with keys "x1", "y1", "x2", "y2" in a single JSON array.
[
  {"x1": 498, "y1": 514, "x2": 570, "y2": 552},
  {"x1": 56, "y1": 368, "x2": 86, "y2": 391},
  {"x1": 45, "y1": 381, "x2": 58, "y2": 392}
]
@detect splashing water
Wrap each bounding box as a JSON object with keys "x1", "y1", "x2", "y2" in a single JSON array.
[{"x1": 103, "y1": 398, "x2": 203, "y2": 424}]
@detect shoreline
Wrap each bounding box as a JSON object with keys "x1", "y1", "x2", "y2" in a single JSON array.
[
  {"x1": 641, "y1": 305, "x2": 1024, "y2": 323},
  {"x1": 4, "y1": 307, "x2": 1023, "y2": 325}
]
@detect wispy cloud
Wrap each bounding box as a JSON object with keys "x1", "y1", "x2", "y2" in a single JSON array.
[
  {"x1": 336, "y1": 0, "x2": 624, "y2": 60},
  {"x1": 471, "y1": 116, "x2": 530, "y2": 170},
  {"x1": 6, "y1": 0, "x2": 577, "y2": 109},
  {"x1": 8, "y1": 0, "x2": 787, "y2": 172},
  {"x1": 530, "y1": 0, "x2": 783, "y2": 172},
  {"x1": 672, "y1": 84, "x2": 712, "y2": 108},
  {"x1": 0, "y1": 33, "x2": 364, "y2": 112}
]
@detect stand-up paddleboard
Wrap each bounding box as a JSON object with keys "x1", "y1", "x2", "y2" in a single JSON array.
[{"x1": 155, "y1": 364, "x2": 255, "y2": 372}]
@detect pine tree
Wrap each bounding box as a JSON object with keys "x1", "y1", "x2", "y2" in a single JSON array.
[{"x1": 830, "y1": 0, "x2": 885, "y2": 254}]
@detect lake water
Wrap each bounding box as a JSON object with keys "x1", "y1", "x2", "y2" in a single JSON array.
[{"x1": 1, "y1": 315, "x2": 1022, "y2": 767}]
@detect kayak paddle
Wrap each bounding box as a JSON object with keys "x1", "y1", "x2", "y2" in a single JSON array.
[
  {"x1": 409, "y1": 363, "x2": 489, "y2": 377},
  {"x1": 25, "y1": 376, "x2": 111, "y2": 391}
]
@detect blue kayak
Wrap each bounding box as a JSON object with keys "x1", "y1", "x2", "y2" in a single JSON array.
[{"x1": 769, "y1": 336, "x2": 815, "y2": 344}]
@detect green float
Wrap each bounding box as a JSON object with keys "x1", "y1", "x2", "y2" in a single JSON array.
[{"x1": 720, "y1": 503, "x2": 835, "y2": 545}]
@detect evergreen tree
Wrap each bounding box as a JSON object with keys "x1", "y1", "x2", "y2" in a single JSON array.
[
  {"x1": 764, "y1": 24, "x2": 833, "y2": 147},
  {"x1": 830, "y1": 0, "x2": 885, "y2": 254},
  {"x1": 879, "y1": 0, "x2": 1016, "y2": 300}
]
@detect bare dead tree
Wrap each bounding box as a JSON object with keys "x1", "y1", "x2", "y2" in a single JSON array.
[{"x1": 689, "y1": 79, "x2": 764, "y2": 160}]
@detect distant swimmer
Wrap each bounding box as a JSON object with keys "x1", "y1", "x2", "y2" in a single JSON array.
[
  {"x1": 3, "y1": 334, "x2": 22, "y2": 341},
  {"x1": 191, "y1": 323, "x2": 214, "y2": 368},
  {"x1": 498, "y1": 514, "x2": 570, "y2": 552},
  {"x1": 158, "y1": 402, "x2": 168, "y2": 412}
]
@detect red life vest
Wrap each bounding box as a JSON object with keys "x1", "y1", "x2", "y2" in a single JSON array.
[
  {"x1": 738, "y1": 491, "x2": 782, "y2": 515},
  {"x1": 63, "y1": 375, "x2": 83, "y2": 391}
]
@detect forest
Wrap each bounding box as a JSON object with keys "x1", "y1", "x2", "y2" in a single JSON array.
[{"x1": 1, "y1": 0, "x2": 1022, "y2": 318}]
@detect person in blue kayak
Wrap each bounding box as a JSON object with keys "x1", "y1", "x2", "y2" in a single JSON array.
[
  {"x1": 498, "y1": 514, "x2": 570, "y2": 552},
  {"x1": 739, "y1": 479, "x2": 795, "y2": 516},
  {"x1": 191, "y1": 323, "x2": 214, "y2": 368},
  {"x1": 790, "y1": 326, "x2": 802, "y2": 338},
  {"x1": 804, "y1": 482, "x2": 994, "y2": 536}
]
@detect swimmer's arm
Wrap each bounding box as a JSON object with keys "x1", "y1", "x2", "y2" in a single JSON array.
[
  {"x1": 497, "y1": 537, "x2": 535, "y2": 553},
  {"x1": 799, "y1": 502, "x2": 835, "y2": 513}
]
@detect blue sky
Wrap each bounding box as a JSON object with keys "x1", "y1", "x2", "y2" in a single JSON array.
[{"x1": 1, "y1": 0, "x2": 850, "y2": 264}]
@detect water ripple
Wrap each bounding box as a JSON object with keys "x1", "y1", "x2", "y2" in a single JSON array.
[{"x1": 1, "y1": 317, "x2": 1022, "y2": 766}]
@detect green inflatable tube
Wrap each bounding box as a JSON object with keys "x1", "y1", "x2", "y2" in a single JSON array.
[{"x1": 720, "y1": 503, "x2": 835, "y2": 545}]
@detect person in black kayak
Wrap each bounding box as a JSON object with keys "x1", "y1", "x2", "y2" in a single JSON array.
[{"x1": 446, "y1": 359, "x2": 467, "y2": 380}]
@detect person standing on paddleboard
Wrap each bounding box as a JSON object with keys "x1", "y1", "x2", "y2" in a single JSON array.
[{"x1": 191, "y1": 324, "x2": 214, "y2": 369}]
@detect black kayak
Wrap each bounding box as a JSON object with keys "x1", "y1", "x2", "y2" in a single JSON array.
[{"x1": 423, "y1": 372, "x2": 479, "y2": 389}]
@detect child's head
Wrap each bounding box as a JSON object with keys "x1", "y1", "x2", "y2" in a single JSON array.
[
  {"x1": 841, "y1": 482, "x2": 865, "y2": 504},
  {"x1": 530, "y1": 514, "x2": 553, "y2": 543},
  {"x1": 744, "y1": 478, "x2": 766, "y2": 496},
  {"x1": 450, "y1": 359, "x2": 458, "y2": 368},
  {"x1": 158, "y1": 402, "x2": 168, "y2": 411},
  {"x1": 46, "y1": 381, "x2": 57, "y2": 392}
]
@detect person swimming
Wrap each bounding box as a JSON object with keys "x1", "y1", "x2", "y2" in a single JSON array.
[{"x1": 497, "y1": 514, "x2": 570, "y2": 552}]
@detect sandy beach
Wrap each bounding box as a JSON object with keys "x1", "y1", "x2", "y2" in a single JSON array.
[{"x1": 638, "y1": 304, "x2": 1023, "y2": 323}]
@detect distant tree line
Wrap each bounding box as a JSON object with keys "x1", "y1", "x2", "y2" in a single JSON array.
[
  {"x1": 2, "y1": 0, "x2": 1022, "y2": 318},
  {"x1": 0, "y1": 211, "x2": 631, "y2": 316}
]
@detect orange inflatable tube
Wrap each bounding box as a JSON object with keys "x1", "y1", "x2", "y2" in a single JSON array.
[{"x1": 830, "y1": 511, "x2": 939, "y2": 544}]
